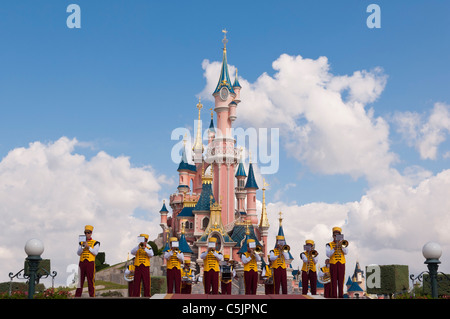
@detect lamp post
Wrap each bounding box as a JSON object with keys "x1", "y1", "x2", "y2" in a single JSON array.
[
  {"x1": 422, "y1": 241, "x2": 442, "y2": 299},
  {"x1": 24, "y1": 239, "x2": 44, "y2": 299}
]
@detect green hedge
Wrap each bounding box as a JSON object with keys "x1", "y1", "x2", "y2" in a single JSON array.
[{"x1": 366, "y1": 264, "x2": 409, "y2": 296}]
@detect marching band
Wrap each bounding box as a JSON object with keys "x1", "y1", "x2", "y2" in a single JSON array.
[{"x1": 76, "y1": 225, "x2": 348, "y2": 298}]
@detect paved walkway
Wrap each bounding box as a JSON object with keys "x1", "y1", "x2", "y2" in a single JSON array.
[{"x1": 151, "y1": 293, "x2": 322, "y2": 299}]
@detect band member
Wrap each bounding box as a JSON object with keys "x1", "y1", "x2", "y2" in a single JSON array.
[
  {"x1": 220, "y1": 254, "x2": 236, "y2": 295},
  {"x1": 269, "y1": 235, "x2": 291, "y2": 294},
  {"x1": 200, "y1": 237, "x2": 223, "y2": 294},
  {"x1": 261, "y1": 259, "x2": 274, "y2": 295},
  {"x1": 326, "y1": 226, "x2": 348, "y2": 298},
  {"x1": 318, "y1": 258, "x2": 331, "y2": 298},
  {"x1": 300, "y1": 239, "x2": 318, "y2": 295},
  {"x1": 124, "y1": 254, "x2": 135, "y2": 297},
  {"x1": 75, "y1": 225, "x2": 100, "y2": 297},
  {"x1": 241, "y1": 239, "x2": 261, "y2": 295},
  {"x1": 131, "y1": 233, "x2": 154, "y2": 297},
  {"x1": 124, "y1": 263, "x2": 135, "y2": 297},
  {"x1": 181, "y1": 259, "x2": 195, "y2": 294},
  {"x1": 164, "y1": 237, "x2": 184, "y2": 294}
]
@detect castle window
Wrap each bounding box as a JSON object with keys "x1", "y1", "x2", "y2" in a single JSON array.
[{"x1": 202, "y1": 217, "x2": 209, "y2": 229}]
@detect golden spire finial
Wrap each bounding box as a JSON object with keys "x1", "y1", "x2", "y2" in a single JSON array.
[
  {"x1": 279, "y1": 211, "x2": 283, "y2": 226},
  {"x1": 210, "y1": 107, "x2": 213, "y2": 119},
  {"x1": 222, "y1": 29, "x2": 228, "y2": 49},
  {"x1": 197, "y1": 97, "x2": 203, "y2": 111}
]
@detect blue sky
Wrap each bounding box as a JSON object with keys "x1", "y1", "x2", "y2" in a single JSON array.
[
  {"x1": 2, "y1": 1, "x2": 449, "y2": 202},
  {"x1": 1, "y1": 1, "x2": 450, "y2": 283}
]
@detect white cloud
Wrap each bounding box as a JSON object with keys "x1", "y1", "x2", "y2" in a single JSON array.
[
  {"x1": 0, "y1": 137, "x2": 171, "y2": 286},
  {"x1": 261, "y1": 170, "x2": 450, "y2": 277},
  {"x1": 200, "y1": 53, "x2": 397, "y2": 185},
  {"x1": 394, "y1": 102, "x2": 450, "y2": 160},
  {"x1": 198, "y1": 52, "x2": 450, "y2": 277}
]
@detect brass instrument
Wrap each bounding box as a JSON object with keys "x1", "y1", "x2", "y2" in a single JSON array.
[
  {"x1": 79, "y1": 235, "x2": 87, "y2": 249},
  {"x1": 255, "y1": 245, "x2": 263, "y2": 255},
  {"x1": 123, "y1": 255, "x2": 135, "y2": 282},
  {"x1": 336, "y1": 234, "x2": 349, "y2": 249},
  {"x1": 318, "y1": 272, "x2": 331, "y2": 284},
  {"x1": 282, "y1": 244, "x2": 290, "y2": 253},
  {"x1": 310, "y1": 249, "x2": 318, "y2": 258}
]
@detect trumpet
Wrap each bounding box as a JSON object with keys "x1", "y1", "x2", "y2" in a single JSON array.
[
  {"x1": 310, "y1": 249, "x2": 318, "y2": 258},
  {"x1": 255, "y1": 245, "x2": 263, "y2": 255},
  {"x1": 282, "y1": 244, "x2": 290, "y2": 253},
  {"x1": 340, "y1": 240, "x2": 349, "y2": 248}
]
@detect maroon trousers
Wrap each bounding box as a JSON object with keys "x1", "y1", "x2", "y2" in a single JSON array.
[
  {"x1": 203, "y1": 270, "x2": 219, "y2": 294},
  {"x1": 273, "y1": 267, "x2": 287, "y2": 294},
  {"x1": 221, "y1": 281, "x2": 232, "y2": 294},
  {"x1": 265, "y1": 283, "x2": 274, "y2": 294},
  {"x1": 330, "y1": 262, "x2": 345, "y2": 298},
  {"x1": 75, "y1": 260, "x2": 95, "y2": 297},
  {"x1": 181, "y1": 283, "x2": 192, "y2": 294},
  {"x1": 133, "y1": 264, "x2": 151, "y2": 297},
  {"x1": 244, "y1": 270, "x2": 258, "y2": 295},
  {"x1": 301, "y1": 270, "x2": 317, "y2": 295},
  {"x1": 167, "y1": 268, "x2": 181, "y2": 294},
  {"x1": 323, "y1": 283, "x2": 331, "y2": 298}
]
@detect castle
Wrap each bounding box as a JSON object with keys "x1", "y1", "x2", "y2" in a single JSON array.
[{"x1": 156, "y1": 31, "x2": 286, "y2": 286}]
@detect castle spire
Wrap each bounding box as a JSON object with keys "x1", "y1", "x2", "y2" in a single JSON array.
[
  {"x1": 192, "y1": 98, "x2": 204, "y2": 163},
  {"x1": 213, "y1": 30, "x2": 235, "y2": 95},
  {"x1": 259, "y1": 178, "x2": 270, "y2": 228}
]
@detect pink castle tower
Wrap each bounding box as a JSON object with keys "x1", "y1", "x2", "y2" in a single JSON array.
[
  {"x1": 160, "y1": 32, "x2": 274, "y2": 289},
  {"x1": 208, "y1": 29, "x2": 241, "y2": 227}
]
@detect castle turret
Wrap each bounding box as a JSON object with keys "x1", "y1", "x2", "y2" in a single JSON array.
[
  {"x1": 177, "y1": 138, "x2": 196, "y2": 194},
  {"x1": 235, "y1": 153, "x2": 247, "y2": 218},
  {"x1": 159, "y1": 200, "x2": 169, "y2": 231},
  {"x1": 245, "y1": 161, "x2": 259, "y2": 225}
]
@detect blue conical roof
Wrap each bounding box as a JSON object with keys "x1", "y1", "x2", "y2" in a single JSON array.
[
  {"x1": 244, "y1": 163, "x2": 258, "y2": 189},
  {"x1": 235, "y1": 161, "x2": 246, "y2": 177},
  {"x1": 160, "y1": 201, "x2": 168, "y2": 213},
  {"x1": 179, "y1": 233, "x2": 193, "y2": 254},
  {"x1": 213, "y1": 47, "x2": 235, "y2": 95},
  {"x1": 177, "y1": 144, "x2": 197, "y2": 172}
]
